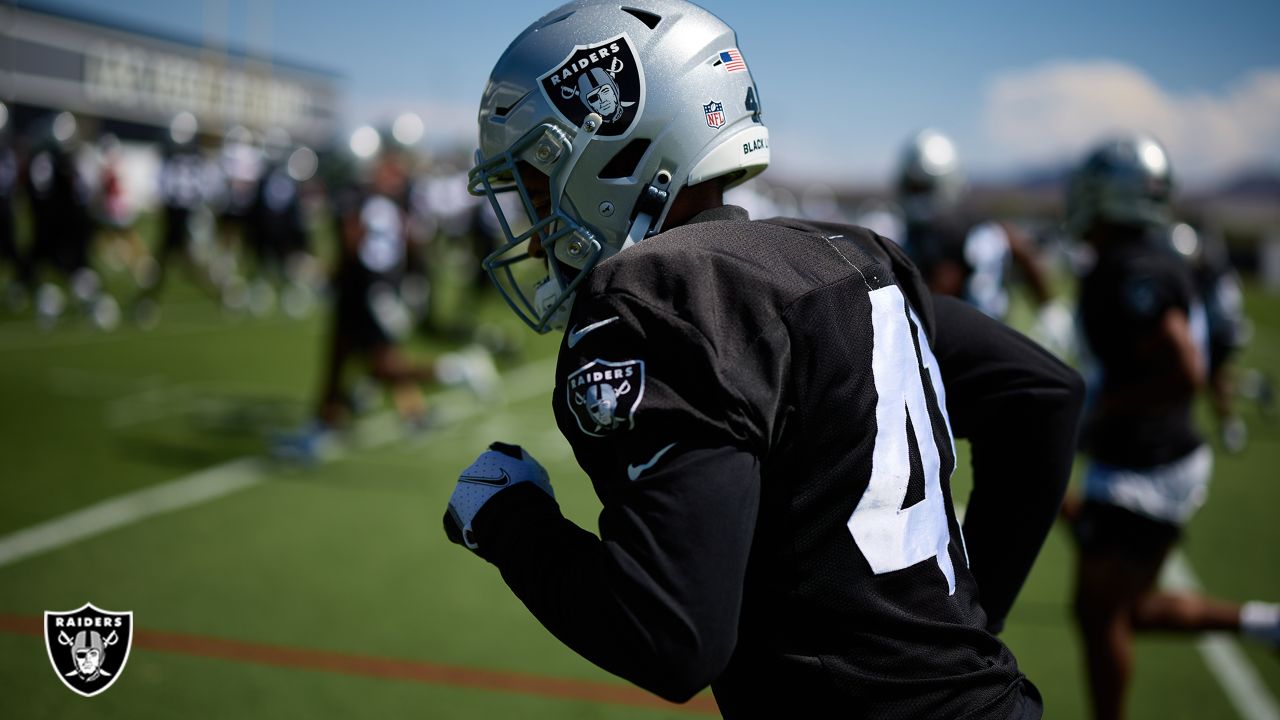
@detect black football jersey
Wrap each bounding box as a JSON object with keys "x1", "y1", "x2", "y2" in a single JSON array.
[
  {"x1": 1078, "y1": 234, "x2": 1206, "y2": 468},
  {"x1": 469, "y1": 204, "x2": 1082, "y2": 718},
  {"x1": 547, "y1": 206, "x2": 1027, "y2": 717},
  {"x1": 905, "y1": 214, "x2": 1011, "y2": 319}
]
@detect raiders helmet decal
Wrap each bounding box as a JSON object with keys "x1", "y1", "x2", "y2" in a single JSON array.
[{"x1": 538, "y1": 33, "x2": 645, "y2": 139}]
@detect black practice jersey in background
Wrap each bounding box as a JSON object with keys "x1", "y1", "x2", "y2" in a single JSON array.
[
  {"x1": 471, "y1": 206, "x2": 1081, "y2": 718},
  {"x1": 1079, "y1": 234, "x2": 1205, "y2": 468},
  {"x1": 905, "y1": 213, "x2": 1011, "y2": 319}
]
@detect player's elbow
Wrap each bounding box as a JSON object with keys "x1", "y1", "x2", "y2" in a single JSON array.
[
  {"x1": 637, "y1": 629, "x2": 735, "y2": 703},
  {"x1": 641, "y1": 648, "x2": 729, "y2": 703},
  {"x1": 1061, "y1": 363, "x2": 1086, "y2": 415}
]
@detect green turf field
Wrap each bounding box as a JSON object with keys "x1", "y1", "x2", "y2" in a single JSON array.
[{"x1": 1, "y1": 264, "x2": 1277, "y2": 719}]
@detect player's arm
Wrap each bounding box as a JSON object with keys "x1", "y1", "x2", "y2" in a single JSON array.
[
  {"x1": 443, "y1": 295, "x2": 771, "y2": 703},
  {"x1": 1001, "y1": 221, "x2": 1076, "y2": 356},
  {"x1": 463, "y1": 443, "x2": 759, "y2": 703},
  {"x1": 930, "y1": 294, "x2": 1084, "y2": 632},
  {"x1": 1000, "y1": 221, "x2": 1053, "y2": 306}
]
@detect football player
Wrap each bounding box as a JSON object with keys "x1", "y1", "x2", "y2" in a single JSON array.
[
  {"x1": 1066, "y1": 134, "x2": 1280, "y2": 720},
  {"x1": 0, "y1": 101, "x2": 21, "y2": 308},
  {"x1": 1166, "y1": 220, "x2": 1254, "y2": 453},
  {"x1": 134, "y1": 112, "x2": 220, "y2": 325},
  {"x1": 274, "y1": 140, "x2": 496, "y2": 463},
  {"x1": 443, "y1": 1, "x2": 1084, "y2": 716},
  {"x1": 885, "y1": 129, "x2": 1074, "y2": 356},
  {"x1": 22, "y1": 112, "x2": 98, "y2": 327}
]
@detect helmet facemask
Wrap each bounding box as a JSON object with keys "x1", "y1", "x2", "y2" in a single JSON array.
[{"x1": 468, "y1": 117, "x2": 610, "y2": 333}]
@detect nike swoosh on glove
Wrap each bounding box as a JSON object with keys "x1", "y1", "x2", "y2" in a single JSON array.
[{"x1": 444, "y1": 442, "x2": 555, "y2": 551}]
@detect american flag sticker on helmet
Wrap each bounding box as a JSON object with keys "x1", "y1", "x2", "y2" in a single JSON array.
[{"x1": 717, "y1": 49, "x2": 747, "y2": 73}]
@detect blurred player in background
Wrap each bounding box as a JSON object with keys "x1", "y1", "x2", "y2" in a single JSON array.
[
  {"x1": 409, "y1": 161, "x2": 506, "y2": 338},
  {"x1": 877, "y1": 129, "x2": 1074, "y2": 356},
  {"x1": 243, "y1": 127, "x2": 320, "y2": 317},
  {"x1": 0, "y1": 101, "x2": 21, "y2": 309},
  {"x1": 21, "y1": 112, "x2": 104, "y2": 329},
  {"x1": 1167, "y1": 220, "x2": 1257, "y2": 453},
  {"x1": 210, "y1": 124, "x2": 265, "y2": 309},
  {"x1": 1065, "y1": 134, "x2": 1280, "y2": 720},
  {"x1": 135, "y1": 112, "x2": 217, "y2": 325},
  {"x1": 92, "y1": 133, "x2": 150, "y2": 292},
  {"x1": 274, "y1": 140, "x2": 495, "y2": 463},
  {"x1": 444, "y1": 1, "x2": 1083, "y2": 716}
]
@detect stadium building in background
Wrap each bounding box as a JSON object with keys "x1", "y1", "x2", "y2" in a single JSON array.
[
  {"x1": 1, "y1": 0, "x2": 340, "y2": 142},
  {"x1": 0, "y1": 1, "x2": 339, "y2": 144},
  {"x1": 1, "y1": 1, "x2": 340, "y2": 210}
]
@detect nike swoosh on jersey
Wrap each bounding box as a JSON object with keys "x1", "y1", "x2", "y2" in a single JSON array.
[
  {"x1": 460, "y1": 469, "x2": 511, "y2": 487},
  {"x1": 567, "y1": 316, "x2": 620, "y2": 349},
  {"x1": 626, "y1": 442, "x2": 678, "y2": 481}
]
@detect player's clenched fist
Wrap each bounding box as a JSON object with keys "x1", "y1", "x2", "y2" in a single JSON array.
[{"x1": 444, "y1": 442, "x2": 555, "y2": 551}]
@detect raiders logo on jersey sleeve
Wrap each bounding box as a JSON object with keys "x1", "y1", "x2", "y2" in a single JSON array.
[
  {"x1": 566, "y1": 358, "x2": 645, "y2": 437},
  {"x1": 538, "y1": 33, "x2": 644, "y2": 139}
]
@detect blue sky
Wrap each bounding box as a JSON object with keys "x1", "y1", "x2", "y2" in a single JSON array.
[{"x1": 47, "y1": 0, "x2": 1280, "y2": 186}]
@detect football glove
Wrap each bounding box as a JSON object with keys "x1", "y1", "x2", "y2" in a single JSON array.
[
  {"x1": 444, "y1": 442, "x2": 554, "y2": 551},
  {"x1": 1033, "y1": 300, "x2": 1076, "y2": 359}
]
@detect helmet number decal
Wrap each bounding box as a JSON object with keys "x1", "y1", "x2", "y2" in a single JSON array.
[
  {"x1": 567, "y1": 358, "x2": 645, "y2": 437},
  {"x1": 538, "y1": 33, "x2": 644, "y2": 139}
]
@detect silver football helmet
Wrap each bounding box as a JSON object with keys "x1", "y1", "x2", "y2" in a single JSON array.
[
  {"x1": 468, "y1": 0, "x2": 770, "y2": 332},
  {"x1": 896, "y1": 129, "x2": 965, "y2": 224},
  {"x1": 1066, "y1": 133, "x2": 1173, "y2": 234}
]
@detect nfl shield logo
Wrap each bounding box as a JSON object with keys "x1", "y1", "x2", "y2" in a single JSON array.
[
  {"x1": 567, "y1": 358, "x2": 646, "y2": 437},
  {"x1": 703, "y1": 100, "x2": 726, "y2": 129},
  {"x1": 45, "y1": 603, "x2": 133, "y2": 697}
]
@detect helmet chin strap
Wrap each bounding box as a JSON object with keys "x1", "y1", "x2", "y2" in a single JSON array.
[{"x1": 533, "y1": 273, "x2": 572, "y2": 331}]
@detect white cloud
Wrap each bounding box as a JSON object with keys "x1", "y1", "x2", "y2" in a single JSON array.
[{"x1": 982, "y1": 60, "x2": 1280, "y2": 184}]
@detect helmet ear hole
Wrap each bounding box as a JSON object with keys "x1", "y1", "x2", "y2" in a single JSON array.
[
  {"x1": 598, "y1": 139, "x2": 652, "y2": 180},
  {"x1": 621, "y1": 7, "x2": 662, "y2": 28}
]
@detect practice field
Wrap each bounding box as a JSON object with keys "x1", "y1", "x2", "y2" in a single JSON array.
[{"x1": 0, "y1": 271, "x2": 1277, "y2": 719}]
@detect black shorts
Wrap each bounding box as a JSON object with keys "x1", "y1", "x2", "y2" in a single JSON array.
[
  {"x1": 1207, "y1": 339, "x2": 1239, "y2": 377},
  {"x1": 336, "y1": 290, "x2": 393, "y2": 351},
  {"x1": 1073, "y1": 500, "x2": 1181, "y2": 561}
]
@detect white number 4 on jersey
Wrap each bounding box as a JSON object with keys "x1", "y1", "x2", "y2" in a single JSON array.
[{"x1": 849, "y1": 285, "x2": 964, "y2": 594}]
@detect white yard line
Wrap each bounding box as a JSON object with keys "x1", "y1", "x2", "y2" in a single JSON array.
[
  {"x1": 1162, "y1": 552, "x2": 1280, "y2": 720},
  {"x1": 0, "y1": 457, "x2": 265, "y2": 568},
  {"x1": 0, "y1": 356, "x2": 557, "y2": 569},
  {"x1": 0, "y1": 315, "x2": 299, "y2": 353}
]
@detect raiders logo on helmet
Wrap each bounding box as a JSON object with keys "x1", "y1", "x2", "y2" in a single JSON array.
[
  {"x1": 567, "y1": 358, "x2": 645, "y2": 436},
  {"x1": 538, "y1": 33, "x2": 645, "y2": 139},
  {"x1": 44, "y1": 603, "x2": 133, "y2": 697}
]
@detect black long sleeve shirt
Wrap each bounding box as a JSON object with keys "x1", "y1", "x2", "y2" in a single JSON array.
[{"x1": 470, "y1": 208, "x2": 1082, "y2": 718}]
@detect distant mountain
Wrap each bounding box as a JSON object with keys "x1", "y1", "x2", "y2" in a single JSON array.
[
  {"x1": 1206, "y1": 168, "x2": 1280, "y2": 199},
  {"x1": 969, "y1": 165, "x2": 1280, "y2": 200}
]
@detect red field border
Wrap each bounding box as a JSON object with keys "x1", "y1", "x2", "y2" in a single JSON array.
[{"x1": 0, "y1": 614, "x2": 718, "y2": 715}]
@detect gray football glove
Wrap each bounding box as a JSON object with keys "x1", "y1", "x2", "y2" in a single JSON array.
[{"x1": 444, "y1": 442, "x2": 554, "y2": 551}]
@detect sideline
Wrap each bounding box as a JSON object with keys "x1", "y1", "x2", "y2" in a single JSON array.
[
  {"x1": 0, "y1": 613, "x2": 716, "y2": 714},
  {"x1": 0, "y1": 356, "x2": 557, "y2": 569}
]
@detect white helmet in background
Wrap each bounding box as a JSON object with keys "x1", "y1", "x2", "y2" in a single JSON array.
[
  {"x1": 1066, "y1": 133, "x2": 1174, "y2": 234},
  {"x1": 468, "y1": 0, "x2": 769, "y2": 332},
  {"x1": 896, "y1": 128, "x2": 965, "y2": 224}
]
